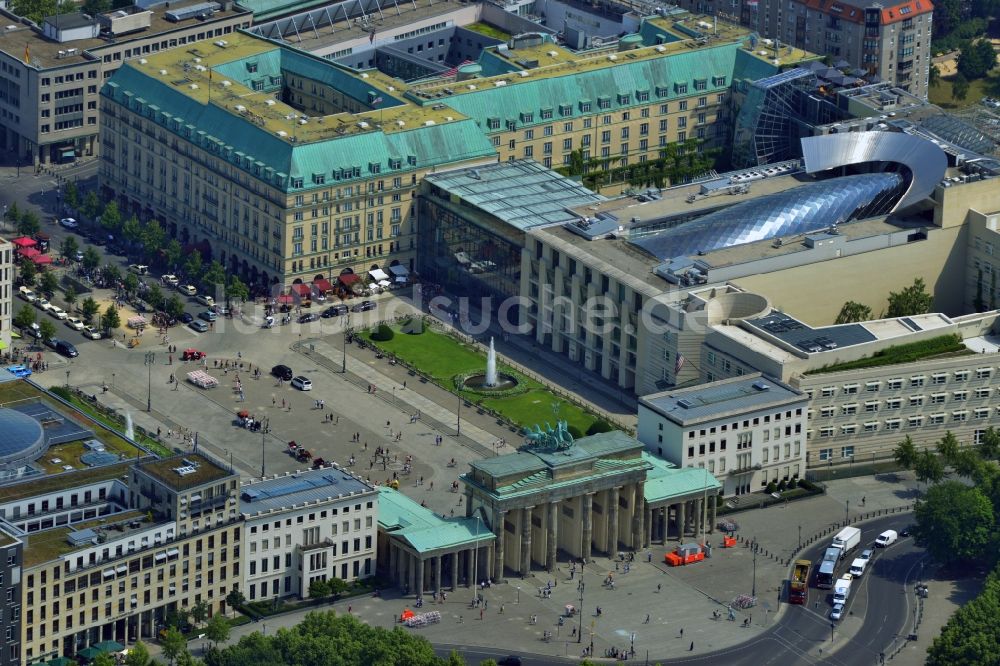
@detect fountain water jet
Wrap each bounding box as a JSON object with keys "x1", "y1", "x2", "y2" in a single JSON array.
[
  {"x1": 486, "y1": 337, "x2": 498, "y2": 387},
  {"x1": 125, "y1": 412, "x2": 134, "y2": 440}
]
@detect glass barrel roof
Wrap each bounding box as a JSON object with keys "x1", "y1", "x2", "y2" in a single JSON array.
[
  {"x1": 630, "y1": 173, "x2": 905, "y2": 262},
  {"x1": 0, "y1": 409, "x2": 44, "y2": 463}
]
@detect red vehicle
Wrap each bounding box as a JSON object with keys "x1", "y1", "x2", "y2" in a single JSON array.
[
  {"x1": 312, "y1": 457, "x2": 326, "y2": 469},
  {"x1": 665, "y1": 543, "x2": 705, "y2": 567},
  {"x1": 789, "y1": 559, "x2": 810, "y2": 605},
  {"x1": 182, "y1": 348, "x2": 205, "y2": 361},
  {"x1": 296, "y1": 448, "x2": 312, "y2": 462}
]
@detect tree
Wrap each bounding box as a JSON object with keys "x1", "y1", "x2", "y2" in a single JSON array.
[
  {"x1": 952, "y1": 73, "x2": 971, "y2": 102},
  {"x1": 176, "y1": 652, "x2": 205, "y2": 666},
  {"x1": 184, "y1": 250, "x2": 204, "y2": 282},
  {"x1": 205, "y1": 612, "x2": 230, "y2": 648},
  {"x1": 886, "y1": 278, "x2": 934, "y2": 318},
  {"x1": 165, "y1": 607, "x2": 190, "y2": 632},
  {"x1": 102, "y1": 263, "x2": 122, "y2": 286},
  {"x1": 82, "y1": 0, "x2": 111, "y2": 13},
  {"x1": 4, "y1": 202, "x2": 19, "y2": 225},
  {"x1": 225, "y1": 588, "x2": 246, "y2": 618},
  {"x1": 835, "y1": 300, "x2": 873, "y2": 324},
  {"x1": 147, "y1": 283, "x2": 164, "y2": 310},
  {"x1": 124, "y1": 273, "x2": 140, "y2": 297},
  {"x1": 191, "y1": 599, "x2": 210, "y2": 626},
  {"x1": 39, "y1": 270, "x2": 58, "y2": 298},
  {"x1": 64, "y1": 180, "x2": 79, "y2": 209},
  {"x1": 63, "y1": 285, "x2": 77, "y2": 308},
  {"x1": 929, "y1": 64, "x2": 941, "y2": 88},
  {"x1": 122, "y1": 215, "x2": 142, "y2": 244},
  {"x1": 161, "y1": 626, "x2": 187, "y2": 665},
  {"x1": 101, "y1": 304, "x2": 121, "y2": 334},
  {"x1": 60, "y1": 235, "x2": 79, "y2": 260},
  {"x1": 327, "y1": 576, "x2": 348, "y2": 598},
  {"x1": 142, "y1": 219, "x2": 166, "y2": 259},
  {"x1": 914, "y1": 480, "x2": 994, "y2": 565},
  {"x1": 953, "y1": 449, "x2": 984, "y2": 479},
  {"x1": 81, "y1": 297, "x2": 100, "y2": 324},
  {"x1": 93, "y1": 653, "x2": 116, "y2": 666},
  {"x1": 165, "y1": 295, "x2": 186, "y2": 320},
  {"x1": 14, "y1": 305, "x2": 36, "y2": 331},
  {"x1": 39, "y1": 319, "x2": 56, "y2": 344},
  {"x1": 82, "y1": 190, "x2": 101, "y2": 219},
  {"x1": 308, "y1": 578, "x2": 330, "y2": 600},
  {"x1": 82, "y1": 246, "x2": 101, "y2": 272},
  {"x1": 894, "y1": 435, "x2": 918, "y2": 470},
  {"x1": 100, "y1": 200, "x2": 122, "y2": 233},
  {"x1": 927, "y1": 567, "x2": 1000, "y2": 665},
  {"x1": 17, "y1": 210, "x2": 40, "y2": 236},
  {"x1": 18, "y1": 257, "x2": 37, "y2": 287},
  {"x1": 225, "y1": 275, "x2": 249, "y2": 304},
  {"x1": 980, "y1": 427, "x2": 1000, "y2": 460},
  {"x1": 201, "y1": 259, "x2": 226, "y2": 294},
  {"x1": 937, "y1": 431, "x2": 961, "y2": 466},
  {"x1": 958, "y1": 39, "x2": 997, "y2": 80},
  {"x1": 124, "y1": 641, "x2": 152, "y2": 666},
  {"x1": 915, "y1": 449, "x2": 946, "y2": 487},
  {"x1": 164, "y1": 239, "x2": 183, "y2": 269}
]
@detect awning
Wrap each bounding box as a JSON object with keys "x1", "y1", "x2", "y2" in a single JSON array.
[
  {"x1": 388, "y1": 264, "x2": 409, "y2": 277},
  {"x1": 11, "y1": 237, "x2": 37, "y2": 248},
  {"x1": 102, "y1": 568, "x2": 115, "y2": 578},
  {"x1": 275, "y1": 294, "x2": 294, "y2": 304},
  {"x1": 154, "y1": 551, "x2": 167, "y2": 562},
  {"x1": 190, "y1": 494, "x2": 202, "y2": 502},
  {"x1": 115, "y1": 564, "x2": 127, "y2": 574},
  {"x1": 313, "y1": 278, "x2": 334, "y2": 292},
  {"x1": 17, "y1": 247, "x2": 40, "y2": 258},
  {"x1": 369, "y1": 268, "x2": 389, "y2": 281},
  {"x1": 60, "y1": 149, "x2": 75, "y2": 158},
  {"x1": 166, "y1": 548, "x2": 179, "y2": 558},
  {"x1": 290, "y1": 283, "x2": 311, "y2": 296},
  {"x1": 378, "y1": 280, "x2": 390, "y2": 287},
  {"x1": 31, "y1": 255, "x2": 52, "y2": 265},
  {"x1": 338, "y1": 273, "x2": 360, "y2": 285}
]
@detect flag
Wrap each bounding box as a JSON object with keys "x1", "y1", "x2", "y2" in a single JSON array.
[
  {"x1": 674, "y1": 353, "x2": 686, "y2": 375},
  {"x1": 371, "y1": 95, "x2": 383, "y2": 106},
  {"x1": 193, "y1": 432, "x2": 199, "y2": 452},
  {"x1": 23, "y1": 44, "x2": 29, "y2": 65},
  {"x1": 369, "y1": 30, "x2": 375, "y2": 44}
]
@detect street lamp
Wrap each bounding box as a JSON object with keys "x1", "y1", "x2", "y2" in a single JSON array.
[
  {"x1": 65, "y1": 369, "x2": 70, "y2": 389},
  {"x1": 342, "y1": 316, "x2": 351, "y2": 373},
  {"x1": 798, "y1": 524, "x2": 802, "y2": 550},
  {"x1": 144, "y1": 352, "x2": 155, "y2": 412},
  {"x1": 516, "y1": 586, "x2": 520, "y2": 604},
  {"x1": 751, "y1": 544, "x2": 758, "y2": 598},
  {"x1": 457, "y1": 395, "x2": 462, "y2": 437},
  {"x1": 577, "y1": 581, "x2": 584, "y2": 644},
  {"x1": 845, "y1": 499, "x2": 850, "y2": 525}
]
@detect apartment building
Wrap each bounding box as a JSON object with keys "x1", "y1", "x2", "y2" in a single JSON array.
[
  {"x1": 99, "y1": 13, "x2": 811, "y2": 288},
  {"x1": 0, "y1": 526, "x2": 22, "y2": 666},
  {"x1": 240, "y1": 467, "x2": 377, "y2": 602},
  {"x1": 0, "y1": 1, "x2": 251, "y2": 165},
  {"x1": 675, "y1": 0, "x2": 933, "y2": 98},
  {"x1": 637, "y1": 374, "x2": 808, "y2": 495},
  {"x1": 8, "y1": 453, "x2": 241, "y2": 664},
  {"x1": 0, "y1": 237, "x2": 11, "y2": 351}
]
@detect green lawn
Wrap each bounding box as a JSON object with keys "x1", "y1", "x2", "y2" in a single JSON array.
[
  {"x1": 928, "y1": 73, "x2": 1000, "y2": 109},
  {"x1": 465, "y1": 22, "x2": 511, "y2": 41},
  {"x1": 367, "y1": 327, "x2": 604, "y2": 433}
]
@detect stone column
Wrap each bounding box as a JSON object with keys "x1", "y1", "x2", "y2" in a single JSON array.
[
  {"x1": 607, "y1": 487, "x2": 619, "y2": 555},
  {"x1": 710, "y1": 495, "x2": 718, "y2": 534},
  {"x1": 659, "y1": 507, "x2": 667, "y2": 542},
  {"x1": 546, "y1": 501, "x2": 558, "y2": 571},
  {"x1": 630, "y1": 483, "x2": 644, "y2": 549},
  {"x1": 702, "y1": 495, "x2": 710, "y2": 535},
  {"x1": 465, "y1": 491, "x2": 474, "y2": 518},
  {"x1": 415, "y1": 557, "x2": 425, "y2": 598},
  {"x1": 434, "y1": 555, "x2": 442, "y2": 596},
  {"x1": 676, "y1": 502, "x2": 686, "y2": 541},
  {"x1": 407, "y1": 553, "x2": 416, "y2": 595},
  {"x1": 389, "y1": 543, "x2": 398, "y2": 585},
  {"x1": 644, "y1": 503, "x2": 653, "y2": 548},
  {"x1": 520, "y1": 506, "x2": 533, "y2": 576},
  {"x1": 581, "y1": 493, "x2": 593, "y2": 562},
  {"x1": 466, "y1": 549, "x2": 474, "y2": 588},
  {"x1": 493, "y1": 510, "x2": 506, "y2": 581},
  {"x1": 451, "y1": 552, "x2": 459, "y2": 590}
]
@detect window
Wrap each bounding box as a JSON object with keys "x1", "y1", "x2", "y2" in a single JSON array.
[
  {"x1": 818, "y1": 448, "x2": 833, "y2": 461},
  {"x1": 908, "y1": 416, "x2": 924, "y2": 427},
  {"x1": 954, "y1": 370, "x2": 970, "y2": 381},
  {"x1": 865, "y1": 400, "x2": 879, "y2": 412},
  {"x1": 842, "y1": 404, "x2": 858, "y2": 416},
  {"x1": 909, "y1": 395, "x2": 924, "y2": 406},
  {"x1": 885, "y1": 419, "x2": 902, "y2": 431},
  {"x1": 819, "y1": 427, "x2": 835, "y2": 438},
  {"x1": 953, "y1": 390, "x2": 968, "y2": 401},
  {"x1": 865, "y1": 381, "x2": 880, "y2": 392},
  {"x1": 931, "y1": 373, "x2": 947, "y2": 385},
  {"x1": 885, "y1": 398, "x2": 901, "y2": 409},
  {"x1": 843, "y1": 384, "x2": 859, "y2": 395},
  {"x1": 930, "y1": 392, "x2": 946, "y2": 404},
  {"x1": 886, "y1": 378, "x2": 903, "y2": 390},
  {"x1": 821, "y1": 386, "x2": 836, "y2": 397},
  {"x1": 820, "y1": 407, "x2": 835, "y2": 418},
  {"x1": 974, "y1": 407, "x2": 990, "y2": 419},
  {"x1": 864, "y1": 422, "x2": 878, "y2": 432},
  {"x1": 952, "y1": 410, "x2": 969, "y2": 422},
  {"x1": 928, "y1": 413, "x2": 945, "y2": 425},
  {"x1": 841, "y1": 425, "x2": 857, "y2": 435},
  {"x1": 976, "y1": 368, "x2": 992, "y2": 379},
  {"x1": 976, "y1": 387, "x2": 992, "y2": 398},
  {"x1": 910, "y1": 376, "x2": 925, "y2": 388}
]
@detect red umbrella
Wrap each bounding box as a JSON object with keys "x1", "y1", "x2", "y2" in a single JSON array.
[
  {"x1": 276, "y1": 294, "x2": 294, "y2": 304},
  {"x1": 17, "y1": 247, "x2": 41, "y2": 258},
  {"x1": 31, "y1": 254, "x2": 52, "y2": 265},
  {"x1": 11, "y1": 237, "x2": 37, "y2": 247}
]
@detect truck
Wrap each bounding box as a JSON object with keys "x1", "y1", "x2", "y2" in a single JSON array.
[
  {"x1": 815, "y1": 547, "x2": 842, "y2": 589},
  {"x1": 789, "y1": 559, "x2": 810, "y2": 604},
  {"x1": 848, "y1": 557, "x2": 867, "y2": 578},
  {"x1": 831, "y1": 526, "x2": 862, "y2": 559},
  {"x1": 664, "y1": 543, "x2": 705, "y2": 567},
  {"x1": 833, "y1": 574, "x2": 853, "y2": 604}
]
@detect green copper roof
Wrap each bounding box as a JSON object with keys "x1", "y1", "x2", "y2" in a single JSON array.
[
  {"x1": 471, "y1": 430, "x2": 645, "y2": 477},
  {"x1": 643, "y1": 452, "x2": 721, "y2": 504},
  {"x1": 378, "y1": 487, "x2": 494, "y2": 555}
]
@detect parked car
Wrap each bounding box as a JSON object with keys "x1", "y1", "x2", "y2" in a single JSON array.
[
  {"x1": 53, "y1": 339, "x2": 79, "y2": 358},
  {"x1": 48, "y1": 306, "x2": 68, "y2": 320},
  {"x1": 351, "y1": 300, "x2": 377, "y2": 312},
  {"x1": 195, "y1": 294, "x2": 215, "y2": 307},
  {"x1": 81, "y1": 326, "x2": 102, "y2": 340},
  {"x1": 6, "y1": 365, "x2": 32, "y2": 378},
  {"x1": 198, "y1": 310, "x2": 218, "y2": 322},
  {"x1": 72, "y1": 250, "x2": 84, "y2": 262},
  {"x1": 271, "y1": 364, "x2": 293, "y2": 381},
  {"x1": 182, "y1": 348, "x2": 205, "y2": 361},
  {"x1": 178, "y1": 284, "x2": 197, "y2": 296},
  {"x1": 290, "y1": 375, "x2": 312, "y2": 391},
  {"x1": 65, "y1": 316, "x2": 84, "y2": 331},
  {"x1": 830, "y1": 603, "x2": 845, "y2": 621},
  {"x1": 21, "y1": 323, "x2": 41, "y2": 339},
  {"x1": 179, "y1": 312, "x2": 194, "y2": 324},
  {"x1": 297, "y1": 313, "x2": 319, "y2": 324},
  {"x1": 18, "y1": 286, "x2": 36, "y2": 302},
  {"x1": 189, "y1": 320, "x2": 209, "y2": 333},
  {"x1": 322, "y1": 304, "x2": 349, "y2": 318},
  {"x1": 59, "y1": 217, "x2": 79, "y2": 229},
  {"x1": 34, "y1": 298, "x2": 52, "y2": 312},
  {"x1": 161, "y1": 274, "x2": 180, "y2": 287},
  {"x1": 128, "y1": 264, "x2": 149, "y2": 275}
]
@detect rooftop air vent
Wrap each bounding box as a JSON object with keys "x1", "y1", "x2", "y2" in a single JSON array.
[
  {"x1": 677, "y1": 398, "x2": 695, "y2": 409},
  {"x1": 234, "y1": 104, "x2": 246, "y2": 112},
  {"x1": 159, "y1": 69, "x2": 167, "y2": 75},
  {"x1": 221, "y1": 80, "x2": 231, "y2": 87},
  {"x1": 751, "y1": 380, "x2": 770, "y2": 392},
  {"x1": 139, "y1": 58, "x2": 147, "y2": 65},
  {"x1": 265, "y1": 99, "x2": 275, "y2": 106},
  {"x1": 189, "y1": 84, "x2": 198, "y2": 90}
]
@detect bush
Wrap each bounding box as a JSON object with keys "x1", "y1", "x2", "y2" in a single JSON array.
[
  {"x1": 787, "y1": 477, "x2": 798, "y2": 490},
  {"x1": 586, "y1": 420, "x2": 614, "y2": 436},
  {"x1": 566, "y1": 424, "x2": 583, "y2": 438},
  {"x1": 777, "y1": 479, "x2": 788, "y2": 492},
  {"x1": 765, "y1": 481, "x2": 777, "y2": 494},
  {"x1": 370, "y1": 324, "x2": 395, "y2": 342},
  {"x1": 401, "y1": 318, "x2": 425, "y2": 335}
]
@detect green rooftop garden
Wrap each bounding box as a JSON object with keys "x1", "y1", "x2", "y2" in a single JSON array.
[
  {"x1": 806, "y1": 334, "x2": 971, "y2": 375},
  {"x1": 465, "y1": 22, "x2": 511, "y2": 41},
  {"x1": 364, "y1": 324, "x2": 615, "y2": 435}
]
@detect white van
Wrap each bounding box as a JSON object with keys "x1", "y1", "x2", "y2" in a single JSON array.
[
  {"x1": 195, "y1": 294, "x2": 215, "y2": 307},
  {"x1": 875, "y1": 530, "x2": 898, "y2": 548},
  {"x1": 849, "y1": 557, "x2": 867, "y2": 577}
]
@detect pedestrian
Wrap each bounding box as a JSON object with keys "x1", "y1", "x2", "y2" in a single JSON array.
[
  {"x1": 348, "y1": 605, "x2": 351, "y2": 614},
  {"x1": 644, "y1": 614, "x2": 650, "y2": 624},
  {"x1": 480, "y1": 610, "x2": 483, "y2": 621},
  {"x1": 689, "y1": 641, "x2": 694, "y2": 652},
  {"x1": 657, "y1": 583, "x2": 661, "y2": 592},
  {"x1": 680, "y1": 628, "x2": 684, "y2": 637},
  {"x1": 500, "y1": 604, "x2": 504, "y2": 614}
]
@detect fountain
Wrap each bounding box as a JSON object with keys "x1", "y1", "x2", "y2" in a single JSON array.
[
  {"x1": 461, "y1": 337, "x2": 519, "y2": 392},
  {"x1": 124, "y1": 411, "x2": 134, "y2": 440},
  {"x1": 485, "y1": 337, "x2": 498, "y2": 387}
]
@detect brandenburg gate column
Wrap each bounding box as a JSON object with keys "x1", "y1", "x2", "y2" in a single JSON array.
[
  {"x1": 606, "y1": 487, "x2": 620, "y2": 554},
  {"x1": 630, "y1": 482, "x2": 645, "y2": 550},
  {"x1": 493, "y1": 509, "x2": 506, "y2": 581},
  {"x1": 520, "y1": 506, "x2": 534, "y2": 576},
  {"x1": 581, "y1": 493, "x2": 593, "y2": 562},
  {"x1": 546, "y1": 501, "x2": 558, "y2": 571}
]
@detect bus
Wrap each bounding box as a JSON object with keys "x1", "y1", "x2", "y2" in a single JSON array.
[
  {"x1": 789, "y1": 559, "x2": 810, "y2": 604},
  {"x1": 815, "y1": 547, "x2": 840, "y2": 589}
]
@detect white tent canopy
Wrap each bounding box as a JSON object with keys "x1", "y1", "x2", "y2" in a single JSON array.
[{"x1": 369, "y1": 268, "x2": 389, "y2": 281}]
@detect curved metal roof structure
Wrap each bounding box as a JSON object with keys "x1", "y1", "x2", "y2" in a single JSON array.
[
  {"x1": 801, "y1": 132, "x2": 948, "y2": 211},
  {"x1": 631, "y1": 172, "x2": 905, "y2": 262},
  {"x1": 0, "y1": 409, "x2": 45, "y2": 467}
]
